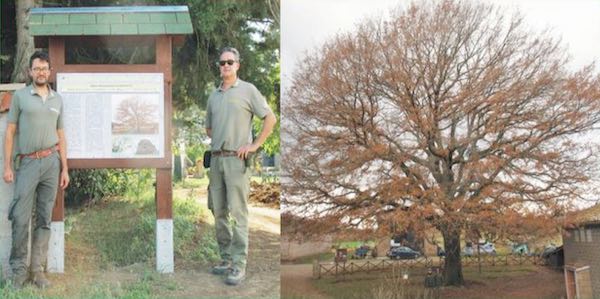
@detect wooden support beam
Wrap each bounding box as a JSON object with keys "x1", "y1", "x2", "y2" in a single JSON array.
[{"x1": 156, "y1": 168, "x2": 172, "y2": 219}]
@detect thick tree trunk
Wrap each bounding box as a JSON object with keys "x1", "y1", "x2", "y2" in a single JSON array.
[
  {"x1": 11, "y1": 0, "x2": 37, "y2": 83},
  {"x1": 442, "y1": 226, "x2": 464, "y2": 286}
]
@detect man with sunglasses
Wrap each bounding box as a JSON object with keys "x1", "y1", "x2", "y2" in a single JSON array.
[
  {"x1": 205, "y1": 47, "x2": 276, "y2": 285},
  {"x1": 3, "y1": 51, "x2": 69, "y2": 289}
]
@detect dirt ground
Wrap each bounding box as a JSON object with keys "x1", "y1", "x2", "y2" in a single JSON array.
[
  {"x1": 281, "y1": 264, "x2": 329, "y2": 299},
  {"x1": 41, "y1": 188, "x2": 281, "y2": 298},
  {"x1": 281, "y1": 263, "x2": 566, "y2": 299}
]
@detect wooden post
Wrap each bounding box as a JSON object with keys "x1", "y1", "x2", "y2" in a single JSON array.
[
  {"x1": 48, "y1": 38, "x2": 66, "y2": 273},
  {"x1": 155, "y1": 168, "x2": 173, "y2": 273},
  {"x1": 155, "y1": 35, "x2": 174, "y2": 273}
]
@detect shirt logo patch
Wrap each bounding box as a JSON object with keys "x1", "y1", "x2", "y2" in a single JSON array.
[{"x1": 49, "y1": 107, "x2": 60, "y2": 115}]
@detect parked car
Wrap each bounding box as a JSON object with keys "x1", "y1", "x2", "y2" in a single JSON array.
[
  {"x1": 479, "y1": 242, "x2": 496, "y2": 255},
  {"x1": 387, "y1": 246, "x2": 421, "y2": 260},
  {"x1": 353, "y1": 245, "x2": 371, "y2": 259},
  {"x1": 464, "y1": 241, "x2": 496, "y2": 256}
]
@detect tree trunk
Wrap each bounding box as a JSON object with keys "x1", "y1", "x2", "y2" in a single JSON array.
[
  {"x1": 11, "y1": 0, "x2": 38, "y2": 83},
  {"x1": 442, "y1": 226, "x2": 464, "y2": 286}
]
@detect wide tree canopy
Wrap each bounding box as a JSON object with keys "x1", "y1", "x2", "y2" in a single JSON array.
[{"x1": 283, "y1": 0, "x2": 600, "y2": 285}]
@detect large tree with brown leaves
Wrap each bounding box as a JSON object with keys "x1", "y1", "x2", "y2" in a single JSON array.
[{"x1": 282, "y1": 0, "x2": 600, "y2": 285}]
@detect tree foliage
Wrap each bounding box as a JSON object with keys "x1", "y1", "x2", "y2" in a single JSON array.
[{"x1": 283, "y1": 0, "x2": 600, "y2": 286}]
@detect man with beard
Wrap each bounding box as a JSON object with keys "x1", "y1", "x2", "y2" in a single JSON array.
[
  {"x1": 205, "y1": 47, "x2": 276, "y2": 285},
  {"x1": 3, "y1": 51, "x2": 70, "y2": 289}
]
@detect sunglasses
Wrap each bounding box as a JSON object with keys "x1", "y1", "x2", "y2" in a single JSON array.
[{"x1": 218, "y1": 60, "x2": 236, "y2": 66}]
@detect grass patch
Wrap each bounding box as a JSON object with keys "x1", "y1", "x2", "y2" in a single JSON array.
[
  {"x1": 66, "y1": 172, "x2": 216, "y2": 267},
  {"x1": 310, "y1": 265, "x2": 540, "y2": 299},
  {"x1": 463, "y1": 265, "x2": 536, "y2": 281},
  {"x1": 313, "y1": 267, "x2": 431, "y2": 299},
  {"x1": 175, "y1": 176, "x2": 209, "y2": 189},
  {"x1": 0, "y1": 285, "x2": 51, "y2": 299},
  {"x1": 67, "y1": 195, "x2": 155, "y2": 266}
]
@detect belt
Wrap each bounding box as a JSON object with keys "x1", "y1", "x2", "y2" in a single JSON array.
[
  {"x1": 20, "y1": 145, "x2": 59, "y2": 159},
  {"x1": 212, "y1": 150, "x2": 238, "y2": 157}
]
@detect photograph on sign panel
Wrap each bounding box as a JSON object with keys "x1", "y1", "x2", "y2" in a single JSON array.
[
  {"x1": 111, "y1": 94, "x2": 161, "y2": 157},
  {"x1": 111, "y1": 94, "x2": 160, "y2": 135}
]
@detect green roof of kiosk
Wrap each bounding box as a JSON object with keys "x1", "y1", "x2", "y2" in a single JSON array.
[{"x1": 29, "y1": 6, "x2": 193, "y2": 36}]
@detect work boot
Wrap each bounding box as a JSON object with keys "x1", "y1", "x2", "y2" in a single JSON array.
[
  {"x1": 211, "y1": 260, "x2": 232, "y2": 275},
  {"x1": 32, "y1": 271, "x2": 51, "y2": 289},
  {"x1": 225, "y1": 267, "x2": 245, "y2": 286},
  {"x1": 10, "y1": 272, "x2": 28, "y2": 289}
]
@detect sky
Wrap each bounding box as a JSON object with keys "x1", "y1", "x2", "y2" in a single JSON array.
[{"x1": 281, "y1": 0, "x2": 600, "y2": 94}]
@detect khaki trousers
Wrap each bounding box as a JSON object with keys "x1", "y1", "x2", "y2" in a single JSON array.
[
  {"x1": 9, "y1": 152, "x2": 59, "y2": 275},
  {"x1": 208, "y1": 156, "x2": 250, "y2": 269}
]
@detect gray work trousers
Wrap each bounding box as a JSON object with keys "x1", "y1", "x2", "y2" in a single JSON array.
[
  {"x1": 8, "y1": 152, "x2": 59, "y2": 275},
  {"x1": 208, "y1": 156, "x2": 250, "y2": 269}
]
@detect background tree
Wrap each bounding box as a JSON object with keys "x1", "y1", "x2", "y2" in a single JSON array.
[
  {"x1": 1, "y1": 0, "x2": 39, "y2": 83},
  {"x1": 12, "y1": 0, "x2": 38, "y2": 82},
  {"x1": 283, "y1": 0, "x2": 600, "y2": 286}
]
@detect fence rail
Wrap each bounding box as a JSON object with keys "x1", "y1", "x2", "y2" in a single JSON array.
[
  {"x1": 313, "y1": 257, "x2": 440, "y2": 279},
  {"x1": 461, "y1": 255, "x2": 546, "y2": 267},
  {"x1": 313, "y1": 255, "x2": 546, "y2": 279}
]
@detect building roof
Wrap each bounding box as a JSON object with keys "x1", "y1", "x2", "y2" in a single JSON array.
[
  {"x1": 565, "y1": 204, "x2": 600, "y2": 228},
  {"x1": 28, "y1": 6, "x2": 193, "y2": 36}
]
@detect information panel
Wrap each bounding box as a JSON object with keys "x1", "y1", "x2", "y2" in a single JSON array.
[{"x1": 57, "y1": 73, "x2": 165, "y2": 159}]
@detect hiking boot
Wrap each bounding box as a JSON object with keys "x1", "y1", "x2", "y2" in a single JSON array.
[
  {"x1": 211, "y1": 260, "x2": 232, "y2": 275},
  {"x1": 32, "y1": 271, "x2": 51, "y2": 289},
  {"x1": 225, "y1": 267, "x2": 245, "y2": 286},
  {"x1": 10, "y1": 272, "x2": 28, "y2": 289}
]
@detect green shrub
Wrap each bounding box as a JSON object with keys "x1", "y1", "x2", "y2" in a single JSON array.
[
  {"x1": 65, "y1": 169, "x2": 131, "y2": 206},
  {"x1": 191, "y1": 233, "x2": 220, "y2": 263}
]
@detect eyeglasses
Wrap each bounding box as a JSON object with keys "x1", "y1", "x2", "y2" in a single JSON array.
[
  {"x1": 32, "y1": 67, "x2": 50, "y2": 73},
  {"x1": 218, "y1": 60, "x2": 236, "y2": 66}
]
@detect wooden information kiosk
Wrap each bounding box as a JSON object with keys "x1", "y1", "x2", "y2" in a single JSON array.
[{"x1": 29, "y1": 5, "x2": 193, "y2": 273}]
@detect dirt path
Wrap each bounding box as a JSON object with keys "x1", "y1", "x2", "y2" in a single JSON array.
[
  {"x1": 41, "y1": 187, "x2": 280, "y2": 298},
  {"x1": 169, "y1": 227, "x2": 280, "y2": 298},
  {"x1": 189, "y1": 187, "x2": 280, "y2": 235},
  {"x1": 281, "y1": 264, "x2": 329, "y2": 299}
]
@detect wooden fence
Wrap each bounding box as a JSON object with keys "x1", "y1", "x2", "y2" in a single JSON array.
[
  {"x1": 313, "y1": 257, "x2": 440, "y2": 279},
  {"x1": 461, "y1": 255, "x2": 546, "y2": 267},
  {"x1": 313, "y1": 255, "x2": 546, "y2": 279}
]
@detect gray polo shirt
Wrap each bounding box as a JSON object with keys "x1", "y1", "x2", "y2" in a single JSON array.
[
  {"x1": 7, "y1": 85, "x2": 64, "y2": 155},
  {"x1": 205, "y1": 79, "x2": 272, "y2": 151}
]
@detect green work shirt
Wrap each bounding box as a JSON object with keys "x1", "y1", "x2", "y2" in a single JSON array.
[
  {"x1": 7, "y1": 84, "x2": 64, "y2": 155},
  {"x1": 205, "y1": 79, "x2": 272, "y2": 151}
]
